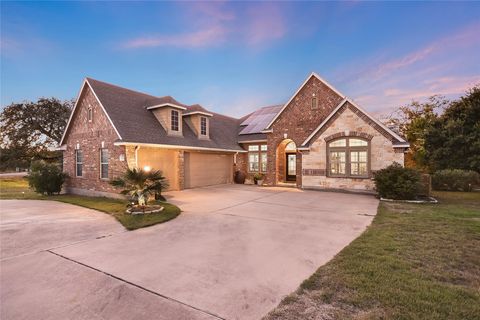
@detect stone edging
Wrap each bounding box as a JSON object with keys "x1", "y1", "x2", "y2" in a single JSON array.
[
  {"x1": 380, "y1": 197, "x2": 438, "y2": 204},
  {"x1": 126, "y1": 206, "x2": 164, "y2": 215}
]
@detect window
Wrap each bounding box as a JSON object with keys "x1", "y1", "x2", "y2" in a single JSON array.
[
  {"x1": 285, "y1": 141, "x2": 296, "y2": 151},
  {"x1": 75, "y1": 149, "x2": 83, "y2": 177},
  {"x1": 249, "y1": 153, "x2": 259, "y2": 172},
  {"x1": 87, "y1": 107, "x2": 93, "y2": 122},
  {"x1": 171, "y1": 110, "x2": 179, "y2": 131},
  {"x1": 312, "y1": 96, "x2": 318, "y2": 109},
  {"x1": 100, "y1": 148, "x2": 109, "y2": 179},
  {"x1": 200, "y1": 117, "x2": 207, "y2": 135},
  {"x1": 261, "y1": 153, "x2": 267, "y2": 172},
  {"x1": 248, "y1": 144, "x2": 267, "y2": 172},
  {"x1": 327, "y1": 137, "x2": 369, "y2": 178}
]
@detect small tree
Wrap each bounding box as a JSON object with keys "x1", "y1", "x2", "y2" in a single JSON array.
[
  {"x1": 110, "y1": 168, "x2": 169, "y2": 205},
  {"x1": 385, "y1": 96, "x2": 446, "y2": 171},
  {"x1": 373, "y1": 162, "x2": 421, "y2": 200},
  {"x1": 27, "y1": 161, "x2": 67, "y2": 195}
]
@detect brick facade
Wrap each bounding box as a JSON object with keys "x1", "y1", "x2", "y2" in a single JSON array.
[
  {"x1": 63, "y1": 85, "x2": 127, "y2": 197},
  {"x1": 62, "y1": 74, "x2": 407, "y2": 197},
  {"x1": 264, "y1": 75, "x2": 343, "y2": 186}
]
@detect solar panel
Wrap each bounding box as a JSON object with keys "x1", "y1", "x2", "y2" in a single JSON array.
[{"x1": 239, "y1": 105, "x2": 283, "y2": 135}]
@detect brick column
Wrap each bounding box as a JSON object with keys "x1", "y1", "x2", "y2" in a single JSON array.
[{"x1": 178, "y1": 150, "x2": 185, "y2": 190}]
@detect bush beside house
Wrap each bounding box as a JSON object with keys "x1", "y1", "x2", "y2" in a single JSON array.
[
  {"x1": 27, "y1": 161, "x2": 67, "y2": 195},
  {"x1": 432, "y1": 169, "x2": 480, "y2": 192},
  {"x1": 374, "y1": 162, "x2": 421, "y2": 200}
]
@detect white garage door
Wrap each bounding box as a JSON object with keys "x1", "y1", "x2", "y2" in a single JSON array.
[{"x1": 184, "y1": 152, "x2": 233, "y2": 189}]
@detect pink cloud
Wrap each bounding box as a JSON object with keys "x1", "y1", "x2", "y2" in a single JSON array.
[
  {"x1": 244, "y1": 3, "x2": 286, "y2": 46},
  {"x1": 121, "y1": 2, "x2": 288, "y2": 50},
  {"x1": 122, "y1": 25, "x2": 228, "y2": 49},
  {"x1": 335, "y1": 22, "x2": 480, "y2": 114},
  {"x1": 188, "y1": 1, "x2": 235, "y2": 22}
]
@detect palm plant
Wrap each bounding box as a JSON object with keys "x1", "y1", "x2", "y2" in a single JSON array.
[{"x1": 110, "y1": 168, "x2": 169, "y2": 206}]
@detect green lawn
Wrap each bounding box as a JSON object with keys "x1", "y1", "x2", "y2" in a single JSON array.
[
  {"x1": 0, "y1": 177, "x2": 181, "y2": 230},
  {"x1": 265, "y1": 192, "x2": 480, "y2": 320}
]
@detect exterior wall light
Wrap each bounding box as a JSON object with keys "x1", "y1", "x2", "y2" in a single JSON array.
[{"x1": 143, "y1": 165, "x2": 151, "y2": 172}]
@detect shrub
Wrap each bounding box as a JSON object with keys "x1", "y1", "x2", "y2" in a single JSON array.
[
  {"x1": 432, "y1": 169, "x2": 480, "y2": 192},
  {"x1": 110, "y1": 168, "x2": 169, "y2": 205},
  {"x1": 27, "y1": 161, "x2": 67, "y2": 195},
  {"x1": 373, "y1": 162, "x2": 421, "y2": 200},
  {"x1": 253, "y1": 173, "x2": 264, "y2": 181}
]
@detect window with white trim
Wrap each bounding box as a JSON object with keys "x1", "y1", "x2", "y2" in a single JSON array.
[
  {"x1": 100, "y1": 148, "x2": 109, "y2": 179},
  {"x1": 171, "y1": 110, "x2": 179, "y2": 131},
  {"x1": 200, "y1": 117, "x2": 207, "y2": 136},
  {"x1": 248, "y1": 144, "x2": 267, "y2": 172},
  {"x1": 87, "y1": 107, "x2": 93, "y2": 122},
  {"x1": 327, "y1": 138, "x2": 369, "y2": 178},
  {"x1": 75, "y1": 149, "x2": 83, "y2": 177}
]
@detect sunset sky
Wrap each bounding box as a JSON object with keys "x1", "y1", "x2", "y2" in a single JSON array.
[{"x1": 1, "y1": 1, "x2": 479, "y2": 117}]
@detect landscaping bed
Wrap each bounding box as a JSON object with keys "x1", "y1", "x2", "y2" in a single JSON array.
[
  {"x1": 264, "y1": 191, "x2": 480, "y2": 320},
  {"x1": 0, "y1": 177, "x2": 181, "y2": 230}
]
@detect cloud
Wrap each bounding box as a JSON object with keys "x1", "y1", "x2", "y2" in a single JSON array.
[
  {"x1": 335, "y1": 22, "x2": 480, "y2": 114},
  {"x1": 244, "y1": 3, "x2": 286, "y2": 46},
  {"x1": 122, "y1": 25, "x2": 228, "y2": 49},
  {"x1": 121, "y1": 2, "x2": 288, "y2": 50},
  {"x1": 0, "y1": 35, "x2": 55, "y2": 59}
]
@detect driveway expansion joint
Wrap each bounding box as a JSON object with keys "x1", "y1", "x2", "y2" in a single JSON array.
[
  {"x1": 46, "y1": 250, "x2": 226, "y2": 320},
  {"x1": 209, "y1": 189, "x2": 290, "y2": 214}
]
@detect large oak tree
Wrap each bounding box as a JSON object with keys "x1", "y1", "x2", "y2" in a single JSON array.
[
  {"x1": 0, "y1": 97, "x2": 73, "y2": 170},
  {"x1": 425, "y1": 86, "x2": 480, "y2": 172}
]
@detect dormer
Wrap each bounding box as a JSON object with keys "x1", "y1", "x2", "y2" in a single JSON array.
[
  {"x1": 147, "y1": 103, "x2": 186, "y2": 137},
  {"x1": 183, "y1": 110, "x2": 213, "y2": 140}
]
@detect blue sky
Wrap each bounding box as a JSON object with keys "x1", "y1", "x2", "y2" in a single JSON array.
[{"x1": 1, "y1": 1, "x2": 479, "y2": 117}]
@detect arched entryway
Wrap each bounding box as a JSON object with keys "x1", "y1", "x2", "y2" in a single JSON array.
[{"x1": 276, "y1": 139, "x2": 297, "y2": 183}]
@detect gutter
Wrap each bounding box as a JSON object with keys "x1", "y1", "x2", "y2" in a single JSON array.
[{"x1": 114, "y1": 141, "x2": 247, "y2": 153}]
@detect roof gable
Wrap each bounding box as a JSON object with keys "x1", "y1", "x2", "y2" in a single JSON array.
[
  {"x1": 59, "y1": 79, "x2": 122, "y2": 145},
  {"x1": 60, "y1": 78, "x2": 244, "y2": 152},
  {"x1": 301, "y1": 98, "x2": 408, "y2": 147},
  {"x1": 265, "y1": 72, "x2": 345, "y2": 130}
]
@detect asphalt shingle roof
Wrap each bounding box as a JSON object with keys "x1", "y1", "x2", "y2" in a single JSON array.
[{"x1": 87, "y1": 78, "x2": 246, "y2": 151}]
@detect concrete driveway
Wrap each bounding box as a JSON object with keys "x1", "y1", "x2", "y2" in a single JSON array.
[{"x1": 1, "y1": 185, "x2": 378, "y2": 320}]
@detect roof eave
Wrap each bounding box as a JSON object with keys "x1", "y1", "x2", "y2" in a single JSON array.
[
  {"x1": 113, "y1": 141, "x2": 247, "y2": 153},
  {"x1": 146, "y1": 103, "x2": 187, "y2": 111}
]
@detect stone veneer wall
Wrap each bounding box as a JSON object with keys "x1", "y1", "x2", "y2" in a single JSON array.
[
  {"x1": 63, "y1": 86, "x2": 127, "y2": 197},
  {"x1": 301, "y1": 102, "x2": 404, "y2": 191},
  {"x1": 265, "y1": 75, "x2": 344, "y2": 187}
]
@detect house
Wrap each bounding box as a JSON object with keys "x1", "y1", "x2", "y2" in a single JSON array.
[{"x1": 58, "y1": 72, "x2": 409, "y2": 197}]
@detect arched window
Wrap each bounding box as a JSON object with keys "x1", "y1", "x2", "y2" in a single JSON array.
[
  {"x1": 327, "y1": 137, "x2": 369, "y2": 178},
  {"x1": 285, "y1": 141, "x2": 296, "y2": 151}
]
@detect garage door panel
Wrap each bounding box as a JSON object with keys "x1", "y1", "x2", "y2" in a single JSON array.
[{"x1": 184, "y1": 152, "x2": 233, "y2": 188}]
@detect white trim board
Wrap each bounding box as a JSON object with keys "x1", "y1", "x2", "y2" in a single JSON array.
[
  {"x1": 182, "y1": 111, "x2": 213, "y2": 117},
  {"x1": 238, "y1": 139, "x2": 267, "y2": 143},
  {"x1": 301, "y1": 97, "x2": 408, "y2": 147},
  {"x1": 265, "y1": 72, "x2": 345, "y2": 130},
  {"x1": 114, "y1": 141, "x2": 247, "y2": 153},
  {"x1": 146, "y1": 103, "x2": 187, "y2": 111},
  {"x1": 59, "y1": 79, "x2": 122, "y2": 145}
]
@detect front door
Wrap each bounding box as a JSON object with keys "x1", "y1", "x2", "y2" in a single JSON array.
[{"x1": 286, "y1": 153, "x2": 296, "y2": 182}]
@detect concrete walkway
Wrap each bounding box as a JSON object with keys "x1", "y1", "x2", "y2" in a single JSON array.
[{"x1": 0, "y1": 185, "x2": 378, "y2": 320}]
